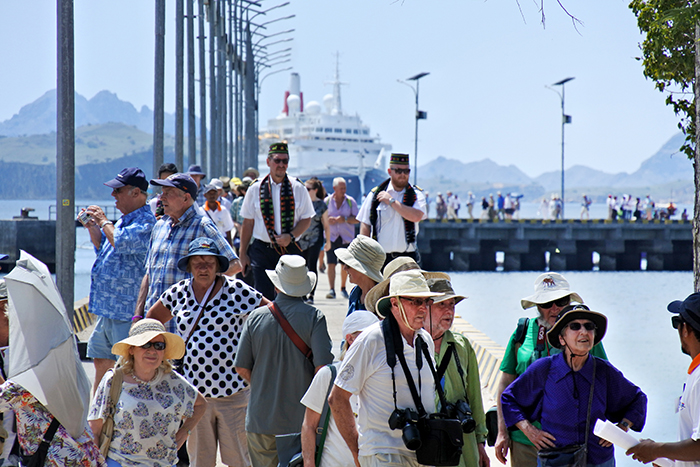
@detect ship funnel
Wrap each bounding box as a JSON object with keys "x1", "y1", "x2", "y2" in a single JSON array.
[{"x1": 289, "y1": 72, "x2": 301, "y2": 96}]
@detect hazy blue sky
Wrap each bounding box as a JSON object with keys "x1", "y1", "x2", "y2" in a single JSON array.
[{"x1": 0, "y1": 1, "x2": 686, "y2": 178}]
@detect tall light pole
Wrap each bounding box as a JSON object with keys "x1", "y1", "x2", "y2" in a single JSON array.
[
  {"x1": 550, "y1": 77, "x2": 574, "y2": 219},
  {"x1": 403, "y1": 72, "x2": 429, "y2": 186}
]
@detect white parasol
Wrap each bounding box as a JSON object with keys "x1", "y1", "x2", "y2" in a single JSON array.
[{"x1": 4, "y1": 250, "x2": 91, "y2": 438}]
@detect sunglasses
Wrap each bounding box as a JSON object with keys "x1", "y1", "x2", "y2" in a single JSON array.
[
  {"x1": 539, "y1": 296, "x2": 571, "y2": 309},
  {"x1": 672, "y1": 315, "x2": 683, "y2": 329},
  {"x1": 271, "y1": 157, "x2": 289, "y2": 165},
  {"x1": 392, "y1": 168, "x2": 411, "y2": 174},
  {"x1": 567, "y1": 322, "x2": 596, "y2": 331},
  {"x1": 141, "y1": 341, "x2": 166, "y2": 351},
  {"x1": 400, "y1": 296, "x2": 434, "y2": 308}
]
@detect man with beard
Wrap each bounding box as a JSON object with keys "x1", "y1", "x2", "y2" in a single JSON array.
[
  {"x1": 627, "y1": 292, "x2": 700, "y2": 467},
  {"x1": 357, "y1": 153, "x2": 427, "y2": 267}
]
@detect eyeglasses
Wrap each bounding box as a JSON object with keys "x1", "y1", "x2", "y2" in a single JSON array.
[
  {"x1": 392, "y1": 168, "x2": 411, "y2": 175},
  {"x1": 306, "y1": 187, "x2": 314, "y2": 191},
  {"x1": 672, "y1": 315, "x2": 684, "y2": 329},
  {"x1": 271, "y1": 157, "x2": 289, "y2": 165},
  {"x1": 141, "y1": 341, "x2": 167, "y2": 351},
  {"x1": 539, "y1": 296, "x2": 571, "y2": 309},
  {"x1": 567, "y1": 322, "x2": 596, "y2": 332},
  {"x1": 400, "y1": 297, "x2": 433, "y2": 308}
]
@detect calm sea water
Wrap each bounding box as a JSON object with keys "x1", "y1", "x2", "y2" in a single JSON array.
[{"x1": 1, "y1": 199, "x2": 694, "y2": 466}]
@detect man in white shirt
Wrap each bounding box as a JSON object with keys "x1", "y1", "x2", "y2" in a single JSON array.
[
  {"x1": 628, "y1": 292, "x2": 700, "y2": 467},
  {"x1": 203, "y1": 183, "x2": 234, "y2": 243},
  {"x1": 238, "y1": 143, "x2": 315, "y2": 299},
  {"x1": 358, "y1": 153, "x2": 428, "y2": 267}
]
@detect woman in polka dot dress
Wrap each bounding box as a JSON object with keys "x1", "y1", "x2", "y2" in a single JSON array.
[{"x1": 147, "y1": 237, "x2": 269, "y2": 467}]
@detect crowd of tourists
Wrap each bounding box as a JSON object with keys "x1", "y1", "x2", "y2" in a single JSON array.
[{"x1": 0, "y1": 143, "x2": 698, "y2": 467}]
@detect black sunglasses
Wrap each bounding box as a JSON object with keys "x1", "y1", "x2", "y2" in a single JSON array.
[
  {"x1": 141, "y1": 341, "x2": 166, "y2": 351},
  {"x1": 392, "y1": 168, "x2": 411, "y2": 175},
  {"x1": 568, "y1": 322, "x2": 596, "y2": 331},
  {"x1": 539, "y1": 296, "x2": 571, "y2": 309},
  {"x1": 672, "y1": 315, "x2": 684, "y2": 330}
]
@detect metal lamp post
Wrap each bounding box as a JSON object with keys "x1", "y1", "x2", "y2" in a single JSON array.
[
  {"x1": 403, "y1": 72, "x2": 429, "y2": 186},
  {"x1": 550, "y1": 77, "x2": 574, "y2": 219}
]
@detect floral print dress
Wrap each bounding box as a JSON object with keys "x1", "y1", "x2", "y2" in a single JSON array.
[
  {"x1": 0, "y1": 381, "x2": 105, "y2": 467},
  {"x1": 89, "y1": 370, "x2": 196, "y2": 467}
]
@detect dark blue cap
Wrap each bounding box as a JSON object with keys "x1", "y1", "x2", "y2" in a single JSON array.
[
  {"x1": 104, "y1": 167, "x2": 149, "y2": 191},
  {"x1": 150, "y1": 173, "x2": 198, "y2": 200},
  {"x1": 668, "y1": 292, "x2": 700, "y2": 331},
  {"x1": 177, "y1": 237, "x2": 230, "y2": 273},
  {"x1": 187, "y1": 165, "x2": 206, "y2": 177}
]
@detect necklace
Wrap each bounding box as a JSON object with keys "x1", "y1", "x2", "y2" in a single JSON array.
[{"x1": 130, "y1": 369, "x2": 159, "y2": 385}]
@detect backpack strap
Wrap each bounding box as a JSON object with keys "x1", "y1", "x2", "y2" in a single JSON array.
[{"x1": 315, "y1": 364, "x2": 337, "y2": 465}]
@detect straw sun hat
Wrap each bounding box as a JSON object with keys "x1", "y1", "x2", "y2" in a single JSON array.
[
  {"x1": 520, "y1": 272, "x2": 583, "y2": 310},
  {"x1": 375, "y1": 270, "x2": 443, "y2": 317},
  {"x1": 266, "y1": 255, "x2": 316, "y2": 297},
  {"x1": 112, "y1": 319, "x2": 186, "y2": 361},
  {"x1": 334, "y1": 235, "x2": 385, "y2": 283}
]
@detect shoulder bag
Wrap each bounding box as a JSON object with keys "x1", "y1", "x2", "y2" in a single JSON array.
[
  {"x1": 98, "y1": 367, "x2": 124, "y2": 459},
  {"x1": 268, "y1": 302, "x2": 314, "y2": 365},
  {"x1": 19, "y1": 417, "x2": 60, "y2": 467}
]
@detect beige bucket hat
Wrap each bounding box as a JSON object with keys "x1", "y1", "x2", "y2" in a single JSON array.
[
  {"x1": 520, "y1": 272, "x2": 583, "y2": 310},
  {"x1": 266, "y1": 255, "x2": 317, "y2": 297},
  {"x1": 375, "y1": 270, "x2": 444, "y2": 317},
  {"x1": 335, "y1": 235, "x2": 385, "y2": 283},
  {"x1": 112, "y1": 318, "x2": 186, "y2": 360},
  {"x1": 365, "y1": 257, "x2": 450, "y2": 314}
]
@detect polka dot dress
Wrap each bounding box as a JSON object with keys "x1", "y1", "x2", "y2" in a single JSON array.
[{"x1": 160, "y1": 276, "x2": 263, "y2": 398}]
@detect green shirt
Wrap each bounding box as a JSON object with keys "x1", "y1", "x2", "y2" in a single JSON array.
[
  {"x1": 499, "y1": 317, "x2": 608, "y2": 445},
  {"x1": 436, "y1": 330, "x2": 488, "y2": 467}
]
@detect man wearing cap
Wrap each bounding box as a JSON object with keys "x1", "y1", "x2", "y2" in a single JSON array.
[
  {"x1": 203, "y1": 182, "x2": 234, "y2": 242},
  {"x1": 426, "y1": 278, "x2": 489, "y2": 467},
  {"x1": 187, "y1": 164, "x2": 207, "y2": 207},
  {"x1": 238, "y1": 143, "x2": 315, "y2": 300},
  {"x1": 628, "y1": 292, "x2": 700, "y2": 467},
  {"x1": 80, "y1": 167, "x2": 156, "y2": 393},
  {"x1": 358, "y1": 153, "x2": 428, "y2": 267},
  {"x1": 133, "y1": 173, "x2": 240, "y2": 334},
  {"x1": 149, "y1": 162, "x2": 179, "y2": 218},
  {"x1": 329, "y1": 270, "x2": 441, "y2": 467},
  {"x1": 325, "y1": 176, "x2": 359, "y2": 300},
  {"x1": 495, "y1": 272, "x2": 608, "y2": 467},
  {"x1": 235, "y1": 255, "x2": 333, "y2": 467}
]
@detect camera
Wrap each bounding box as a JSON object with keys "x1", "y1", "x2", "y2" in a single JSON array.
[
  {"x1": 445, "y1": 400, "x2": 476, "y2": 433},
  {"x1": 76, "y1": 210, "x2": 91, "y2": 225},
  {"x1": 388, "y1": 408, "x2": 422, "y2": 450}
]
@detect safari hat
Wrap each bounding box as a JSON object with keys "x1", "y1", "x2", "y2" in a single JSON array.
[
  {"x1": 177, "y1": 237, "x2": 230, "y2": 273},
  {"x1": 209, "y1": 178, "x2": 224, "y2": 190},
  {"x1": 365, "y1": 257, "x2": 449, "y2": 314},
  {"x1": 547, "y1": 304, "x2": 607, "y2": 349},
  {"x1": 335, "y1": 235, "x2": 385, "y2": 283},
  {"x1": 520, "y1": 273, "x2": 583, "y2": 310},
  {"x1": 375, "y1": 270, "x2": 443, "y2": 318},
  {"x1": 342, "y1": 310, "x2": 379, "y2": 338},
  {"x1": 266, "y1": 255, "x2": 316, "y2": 298},
  {"x1": 112, "y1": 318, "x2": 185, "y2": 360},
  {"x1": 427, "y1": 278, "x2": 466, "y2": 305}
]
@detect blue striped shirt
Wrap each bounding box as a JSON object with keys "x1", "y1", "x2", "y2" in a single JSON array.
[
  {"x1": 89, "y1": 205, "x2": 156, "y2": 321},
  {"x1": 145, "y1": 205, "x2": 237, "y2": 332}
]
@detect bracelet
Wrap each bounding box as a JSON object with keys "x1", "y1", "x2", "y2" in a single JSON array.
[
  {"x1": 132, "y1": 315, "x2": 143, "y2": 322},
  {"x1": 100, "y1": 219, "x2": 113, "y2": 228}
]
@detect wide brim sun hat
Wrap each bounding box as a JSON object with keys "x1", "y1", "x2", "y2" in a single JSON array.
[
  {"x1": 334, "y1": 235, "x2": 385, "y2": 283},
  {"x1": 365, "y1": 257, "x2": 449, "y2": 314},
  {"x1": 520, "y1": 272, "x2": 583, "y2": 310},
  {"x1": 266, "y1": 254, "x2": 317, "y2": 298},
  {"x1": 375, "y1": 270, "x2": 443, "y2": 318},
  {"x1": 112, "y1": 318, "x2": 185, "y2": 360},
  {"x1": 427, "y1": 278, "x2": 466, "y2": 305},
  {"x1": 546, "y1": 304, "x2": 607, "y2": 349},
  {"x1": 177, "y1": 237, "x2": 230, "y2": 273}
]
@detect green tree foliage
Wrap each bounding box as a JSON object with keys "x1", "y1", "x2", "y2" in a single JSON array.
[{"x1": 629, "y1": 0, "x2": 698, "y2": 158}]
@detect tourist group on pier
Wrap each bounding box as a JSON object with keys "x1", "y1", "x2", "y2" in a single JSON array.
[{"x1": 0, "y1": 143, "x2": 698, "y2": 467}]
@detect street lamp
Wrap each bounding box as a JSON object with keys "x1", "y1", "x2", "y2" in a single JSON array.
[
  {"x1": 548, "y1": 77, "x2": 574, "y2": 219},
  {"x1": 397, "y1": 72, "x2": 429, "y2": 186}
]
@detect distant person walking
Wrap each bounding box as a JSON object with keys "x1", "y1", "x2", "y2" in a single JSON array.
[
  {"x1": 325, "y1": 177, "x2": 359, "y2": 301},
  {"x1": 644, "y1": 195, "x2": 654, "y2": 220},
  {"x1": 466, "y1": 191, "x2": 475, "y2": 219},
  {"x1": 497, "y1": 192, "x2": 505, "y2": 220},
  {"x1": 435, "y1": 193, "x2": 447, "y2": 220},
  {"x1": 581, "y1": 194, "x2": 592, "y2": 220},
  {"x1": 187, "y1": 164, "x2": 208, "y2": 208},
  {"x1": 480, "y1": 197, "x2": 489, "y2": 220},
  {"x1": 504, "y1": 193, "x2": 514, "y2": 220}
]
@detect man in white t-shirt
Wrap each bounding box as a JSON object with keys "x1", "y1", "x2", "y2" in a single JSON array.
[
  {"x1": 627, "y1": 292, "x2": 700, "y2": 467},
  {"x1": 328, "y1": 270, "x2": 442, "y2": 467},
  {"x1": 203, "y1": 183, "x2": 235, "y2": 242}
]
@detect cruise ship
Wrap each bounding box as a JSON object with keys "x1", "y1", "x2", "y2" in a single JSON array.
[{"x1": 259, "y1": 67, "x2": 392, "y2": 199}]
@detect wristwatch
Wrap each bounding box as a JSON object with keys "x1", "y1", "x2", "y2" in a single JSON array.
[{"x1": 389, "y1": 198, "x2": 396, "y2": 205}]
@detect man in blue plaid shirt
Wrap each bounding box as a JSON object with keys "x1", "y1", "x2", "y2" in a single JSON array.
[{"x1": 133, "y1": 173, "x2": 240, "y2": 333}]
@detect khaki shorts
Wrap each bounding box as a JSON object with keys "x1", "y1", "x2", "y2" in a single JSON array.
[{"x1": 359, "y1": 453, "x2": 420, "y2": 467}]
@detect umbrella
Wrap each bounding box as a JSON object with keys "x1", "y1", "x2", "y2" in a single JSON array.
[{"x1": 4, "y1": 250, "x2": 91, "y2": 438}]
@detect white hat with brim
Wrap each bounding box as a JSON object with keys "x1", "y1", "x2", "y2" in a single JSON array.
[
  {"x1": 335, "y1": 235, "x2": 385, "y2": 284},
  {"x1": 112, "y1": 318, "x2": 185, "y2": 361},
  {"x1": 266, "y1": 254, "x2": 317, "y2": 298},
  {"x1": 375, "y1": 270, "x2": 443, "y2": 317},
  {"x1": 366, "y1": 257, "x2": 450, "y2": 314},
  {"x1": 342, "y1": 310, "x2": 380, "y2": 338},
  {"x1": 520, "y1": 272, "x2": 583, "y2": 310}
]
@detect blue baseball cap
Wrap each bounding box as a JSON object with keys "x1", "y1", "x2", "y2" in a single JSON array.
[
  {"x1": 150, "y1": 173, "x2": 198, "y2": 200},
  {"x1": 668, "y1": 292, "x2": 700, "y2": 331},
  {"x1": 104, "y1": 167, "x2": 149, "y2": 192},
  {"x1": 187, "y1": 165, "x2": 206, "y2": 177},
  {"x1": 177, "y1": 237, "x2": 230, "y2": 273}
]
